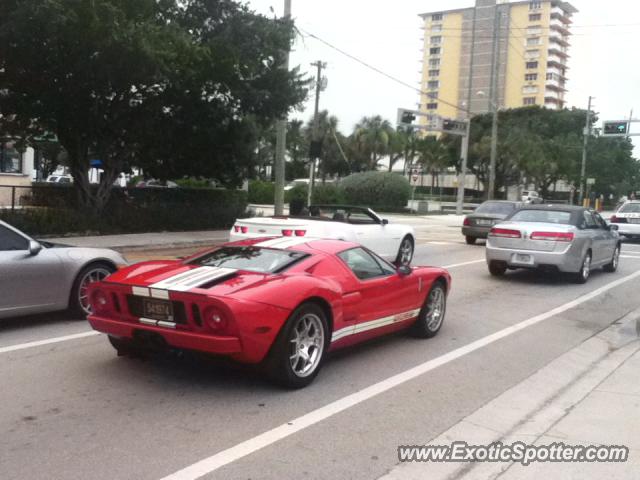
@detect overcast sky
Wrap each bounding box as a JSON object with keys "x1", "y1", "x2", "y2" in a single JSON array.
[{"x1": 245, "y1": 0, "x2": 639, "y2": 154}]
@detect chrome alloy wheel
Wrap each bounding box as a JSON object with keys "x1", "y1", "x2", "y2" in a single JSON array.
[
  {"x1": 398, "y1": 238, "x2": 414, "y2": 266},
  {"x1": 581, "y1": 253, "x2": 591, "y2": 281},
  {"x1": 425, "y1": 285, "x2": 446, "y2": 332},
  {"x1": 288, "y1": 313, "x2": 325, "y2": 378},
  {"x1": 612, "y1": 246, "x2": 620, "y2": 270},
  {"x1": 79, "y1": 266, "x2": 112, "y2": 315}
]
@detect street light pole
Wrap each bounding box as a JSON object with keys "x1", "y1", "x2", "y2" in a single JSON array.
[
  {"x1": 307, "y1": 60, "x2": 326, "y2": 207},
  {"x1": 487, "y1": 3, "x2": 502, "y2": 200},
  {"x1": 578, "y1": 95, "x2": 593, "y2": 206},
  {"x1": 273, "y1": 0, "x2": 292, "y2": 216}
]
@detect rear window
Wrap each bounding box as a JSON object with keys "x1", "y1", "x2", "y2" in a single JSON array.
[
  {"x1": 619, "y1": 203, "x2": 640, "y2": 213},
  {"x1": 189, "y1": 247, "x2": 308, "y2": 273},
  {"x1": 475, "y1": 202, "x2": 516, "y2": 215},
  {"x1": 509, "y1": 209, "x2": 572, "y2": 225}
]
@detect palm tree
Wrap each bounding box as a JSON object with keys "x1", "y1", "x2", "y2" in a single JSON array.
[
  {"x1": 351, "y1": 115, "x2": 394, "y2": 170},
  {"x1": 417, "y1": 136, "x2": 452, "y2": 190}
]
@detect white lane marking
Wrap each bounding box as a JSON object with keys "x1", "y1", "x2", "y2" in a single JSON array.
[
  {"x1": 621, "y1": 255, "x2": 640, "y2": 259},
  {"x1": 0, "y1": 331, "x2": 101, "y2": 354},
  {"x1": 442, "y1": 259, "x2": 485, "y2": 269},
  {"x1": 159, "y1": 268, "x2": 640, "y2": 480}
]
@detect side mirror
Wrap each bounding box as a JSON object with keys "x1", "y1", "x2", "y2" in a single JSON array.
[
  {"x1": 381, "y1": 219, "x2": 389, "y2": 225},
  {"x1": 397, "y1": 265, "x2": 412, "y2": 276},
  {"x1": 28, "y1": 240, "x2": 42, "y2": 256},
  {"x1": 609, "y1": 224, "x2": 619, "y2": 231}
]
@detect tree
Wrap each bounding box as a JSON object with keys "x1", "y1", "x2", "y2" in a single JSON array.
[
  {"x1": 304, "y1": 111, "x2": 350, "y2": 180},
  {"x1": 416, "y1": 136, "x2": 453, "y2": 189},
  {"x1": 0, "y1": 0, "x2": 307, "y2": 210},
  {"x1": 351, "y1": 115, "x2": 394, "y2": 171}
]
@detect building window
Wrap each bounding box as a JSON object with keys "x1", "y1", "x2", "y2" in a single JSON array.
[
  {"x1": 523, "y1": 85, "x2": 538, "y2": 94},
  {"x1": 431, "y1": 13, "x2": 443, "y2": 21},
  {"x1": 427, "y1": 91, "x2": 438, "y2": 99},
  {"x1": 526, "y1": 61, "x2": 539, "y2": 69},
  {"x1": 0, "y1": 142, "x2": 23, "y2": 174},
  {"x1": 427, "y1": 80, "x2": 439, "y2": 89},
  {"x1": 529, "y1": 1, "x2": 542, "y2": 10},
  {"x1": 546, "y1": 73, "x2": 553, "y2": 80},
  {"x1": 428, "y1": 69, "x2": 440, "y2": 77},
  {"x1": 430, "y1": 36, "x2": 442, "y2": 45},
  {"x1": 426, "y1": 102, "x2": 438, "y2": 110},
  {"x1": 525, "y1": 73, "x2": 538, "y2": 81},
  {"x1": 429, "y1": 47, "x2": 441, "y2": 55},
  {"x1": 523, "y1": 97, "x2": 537, "y2": 105},
  {"x1": 428, "y1": 58, "x2": 440, "y2": 67},
  {"x1": 529, "y1": 13, "x2": 542, "y2": 21},
  {"x1": 431, "y1": 24, "x2": 442, "y2": 32},
  {"x1": 526, "y1": 37, "x2": 541, "y2": 46}
]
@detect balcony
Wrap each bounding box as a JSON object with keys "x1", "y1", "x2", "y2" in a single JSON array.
[
  {"x1": 545, "y1": 78, "x2": 566, "y2": 91},
  {"x1": 546, "y1": 66, "x2": 567, "y2": 79},
  {"x1": 549, "y1": 33, "x2": 570, "y2": 48},
  {"x1": 550, "y1": 18, "x2": 571, "y2": 36},
  {"x1": 547, "y1": 52, "x2": 568, "y2": 67},
  {"x1": 550, "y1": 5, "x2": 575, "y2": 23}
]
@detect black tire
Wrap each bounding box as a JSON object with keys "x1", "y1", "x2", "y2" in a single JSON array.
[
  {"x1": 68, "y1": 262, "x2": 116, "y2": 318},
  {"x1": 572, "y1": 251, "x2": 592, "y2": 284},
  {"x1": 108, "y1": 335, "x2": 147, "y2": 357},
  {"x1": 488, "y1": 261, "x2": 507, "y2": 276},
  {"x1": 265, "y1": 303, "x2": 329, "y2": 389},
  {"x1": 603, "y1": 245, "x2": 620, "y2": 272},
  {"x1": 410, "y1": 281, "x2": 447, "y2": 338},
  {"x1": 395, "y1": 235, "x2": 414, "y2": 266},
  {"x1": 465, "y1": 235, "x2": 477, "y2": 245}
]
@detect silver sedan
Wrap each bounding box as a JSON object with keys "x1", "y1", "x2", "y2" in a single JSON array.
[
  {"x1": 485, "y1": 206, "x2": 620, "y2": 283},
  {"x1": 0, "y1": 220, "x2": 127, "y2": 319}
]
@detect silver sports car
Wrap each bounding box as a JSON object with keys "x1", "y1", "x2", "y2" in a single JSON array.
[
  {"x1": 0, "y1": 220, "x2": 127, "y2": 319},
  {"x1": 486, "y1": 205, "x2": 620, "y2": 283}
]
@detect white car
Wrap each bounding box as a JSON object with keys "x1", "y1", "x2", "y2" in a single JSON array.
[
  {"x1": 230, "y1": 205, "x2": 415, "y2": 265},
  {"x1": 610, "y1": 200, "x2": 640, "y2": 239},
  {"x1": 521, "y1": 190, "x2": 543, "y2": 204},
  {"x1": 46, "y1": 174, "x2": 73, "y2": 184}
]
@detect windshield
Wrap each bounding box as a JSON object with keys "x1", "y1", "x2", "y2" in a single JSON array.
[
  {"x1": 189, "y1": 247, "x2": 308, "y2": 273},
  {"x1": 475, "y1": 202, "x2": 516, "y2": 215},
  {"x1": 619, "y1": 203, "x2": 640, "y2": 213},
  {"x1": 509, "y1": 209, "x2": 572, "y2": 225}
]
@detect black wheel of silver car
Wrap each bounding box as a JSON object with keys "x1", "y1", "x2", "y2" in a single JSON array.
[
  {"x1": 266, "y1": 303, "x2": 328, "y2": 389},
  {"x1": 573, "y1": 252, "x2": 592, "y2": 284},
  {"x1": 603, "y1": 245, "x2": 620, "y2": 272},
  {"x1": 395, "y1": 236, "x2": 414, "y2": 266},
  {"x1": 465, "y1": 235, "x2": 477, "y2": 245},
  {"x1": 488, "y1": 261, "x2": 507, "y2": 277},
  {"x1": 69, "y1": 262, "x2": 115, "y2": 318},
  {"x1": 410, "y1": 281, "x2": 447, "y2": 338}
]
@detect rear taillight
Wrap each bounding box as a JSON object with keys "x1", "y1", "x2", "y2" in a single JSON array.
[
  {"x1": 282, "y1": 229, "x2": 293, "y2": 236},
  {"x1": 530, "y1": 231, "x2": 574, "y2": 242},
  {"x1": 489, "y1": 227, "x2": 521, "y2": 238},
  {"x1": 240, "y1": 226, "x2": 248, "y2": 234},
  {"x1": 610, "y1": 215, "x2": 627, "y2": 223},
  {"x1": 294, "y1": 229, "x2": 306, "y2": 237},
  {"x1": 233, "y1": 225, "x2": 240, "y2": 232},
  {"x1": 203, "y1": 307, "x2": 228, "y2": 332},
  {"x1": 463, "y1": 217, "x2": 471, "y2": 226}
]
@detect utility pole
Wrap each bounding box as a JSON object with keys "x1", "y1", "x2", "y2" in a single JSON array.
[
  {"x1": 578, "y1": 95, "x2": 593, "y2": 206},
  {"x1": 456, "y1": 5, "x2": 477, "y2": 215},
  {"x1": 307, "y1": 60, "x2": 326, "y2": 207},
  {"x1": 273, "y1": 0, "x2": 292, "y2": 216},
  {"x1": 487, "y1": 3, "x2": 502, "y2": 200}
]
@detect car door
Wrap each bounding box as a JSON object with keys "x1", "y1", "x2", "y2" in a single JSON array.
[
  {"x1": 0, "y1": 224, "x2": 66, "y2": 317},
  {"x1": 347, "y1": 209, "x2": 394, "y2": 257},
  {"x1": 593, "y1": 211, "x2": 617, "y2": 261},
  {"x1": 582, "y1": 211, "x2": 607, "y2": 265},
  {"x1": 334, "y1": 247, "x2": 420, "y2": 344}
]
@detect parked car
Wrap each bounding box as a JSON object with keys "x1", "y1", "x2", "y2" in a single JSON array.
[
  {"x1": 486, "y1": 205, "x2": 620, "y2": 283},
  {"x1": 462, "y1": 200, "x2": 522, "y2": 244},
  {"x1": 135, "y1": 179, "x2": 179, "y2": 188},
  {"x1": 609, "y1": 200, "x2": 640, "y2": 240},
  {"x1": 230, "y1": 205, "x2": 415, "y2": 265},
  {"x1": 87, "y1": 238, "x2": 450, "y2": 388},
  {"x1": 521, "y1": 190, "x2": 543, "y2": 204},
  {"x1": 45, "y1": 174, "x2": 73, "y2": 184},
  {"x1": 0, "y1": 220, "x2": 127, "y2": 319}
]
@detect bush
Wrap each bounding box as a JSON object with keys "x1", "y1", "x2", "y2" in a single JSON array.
[
  {"x1": 248, "y1": 180, "x2": 275, "y2": 204},
  {"x1": 339, "y1": 172, "x2": 410, "y2": 209},
  {"x1": 286, "y1": 183, "x2": 345, "y2": 206}
]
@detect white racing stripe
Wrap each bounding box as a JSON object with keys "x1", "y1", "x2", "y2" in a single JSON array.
[
  {"x1": 150, "y1": 267, "x2": 237, "y2": 292},
  {"x1": 0, "y1": 331, "x2": 101, "y2": 354},
  {"x1": 159, "y1": 268, "x2": 640, "y2": 480},
  {"x1": 255, "y1": 237, "x2": 310, "y2": 249},
  {"x1": 331, "y1": 308, "x2": 421, "y2": 342}
]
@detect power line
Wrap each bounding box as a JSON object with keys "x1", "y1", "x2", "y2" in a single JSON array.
[{"x1": 300, "y1": 28, "x2": 469, "y2": 114}]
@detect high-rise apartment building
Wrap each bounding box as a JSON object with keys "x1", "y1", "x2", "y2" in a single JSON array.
[{"x1": 418, "y1": 0, "x2": 577, "y2": 127}]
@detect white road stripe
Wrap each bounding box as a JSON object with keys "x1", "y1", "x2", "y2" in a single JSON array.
[
  {"x1": 159, "y1": 268, "x2": 640, "y2": 480},
  {"x1": 442, "y1": 259, "x2": 485, "y2": 269},
  {"x1": 0, "y1": 331, "x2": 101, "y2": 354},
  {"x1": 620, "y1": 255, "x2": 640, "y2": 259}
]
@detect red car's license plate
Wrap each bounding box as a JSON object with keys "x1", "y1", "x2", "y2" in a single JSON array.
[{"x1": 143, "y1": 298, "x2": 173, "y2": 321}]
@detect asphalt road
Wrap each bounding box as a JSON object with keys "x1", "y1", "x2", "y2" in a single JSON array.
[{"x1": 2, "y1": 234, "x2": 640, "y2": 480}]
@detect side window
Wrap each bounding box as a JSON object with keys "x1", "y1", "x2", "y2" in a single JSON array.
[
  {"x1": 338, "y1": 248, "x2": 388, "y2": 280},
  {"x1": 583, "y1": 211, "x2": 597, "y2": 229},
  {"x1": 593, "y1": 212, "x2": 607, "y2": 229},
  {"x1": 347, "y1": 211, "x2": 377, "y2": 225},
  {"x1": 0, "y1": 226, "x2": 29, "y2": 251}
]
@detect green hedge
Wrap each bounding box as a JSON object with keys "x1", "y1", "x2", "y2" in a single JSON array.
[
  {"x1": 1, "y1": 186, "x2": 247, "y2": 236},
  {"x1": 339, "y1": 172, "x2": 410, "y2": 209},
  {"x1": 248, "y1": 180, "x2": 275, "y2": 204}
]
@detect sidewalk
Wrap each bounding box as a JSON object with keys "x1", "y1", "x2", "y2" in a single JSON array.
[{"x1": 383, "y1": 309, "x2": 640, "y2": 479}]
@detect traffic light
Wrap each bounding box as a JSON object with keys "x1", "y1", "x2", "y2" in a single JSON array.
[
  {"x1": 442, "y1": 119, "x2": 467, "y2": 134},
  {"x1": 603, "y1": 121, "x2": 628, "y2": 136},
  {"x1": 397, "y1": 109, "x2": 416, "y2": 125}
]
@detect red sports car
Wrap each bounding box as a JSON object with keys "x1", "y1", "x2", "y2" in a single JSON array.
[{"x1": 87, "y1": 237, "x2": 451, "y2": 388}]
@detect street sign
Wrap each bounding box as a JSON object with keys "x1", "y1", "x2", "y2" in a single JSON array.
[
  {"x1": 603, "y1": 121, "x2": 629, "y2": 136},
  {"x1": 442, "y1": 119, "x2": 467, "y2": 135},
  {"x1": 586, "y1": 178, "x2": 596, "y2": 185},
  {"x1": 409, "y1": 166, "x2": 423, "y2": 187}
]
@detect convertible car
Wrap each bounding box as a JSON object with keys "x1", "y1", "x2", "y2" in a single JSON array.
[
  {"x1": 230, "y1": 205, "x2": 415, "y2": 266},
  {"x1": 0, "y1": 220, "x2": 127, "y2": 319},
  {"x1": 87, "y1": 237, "x2": 450, "y2": 388}
]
